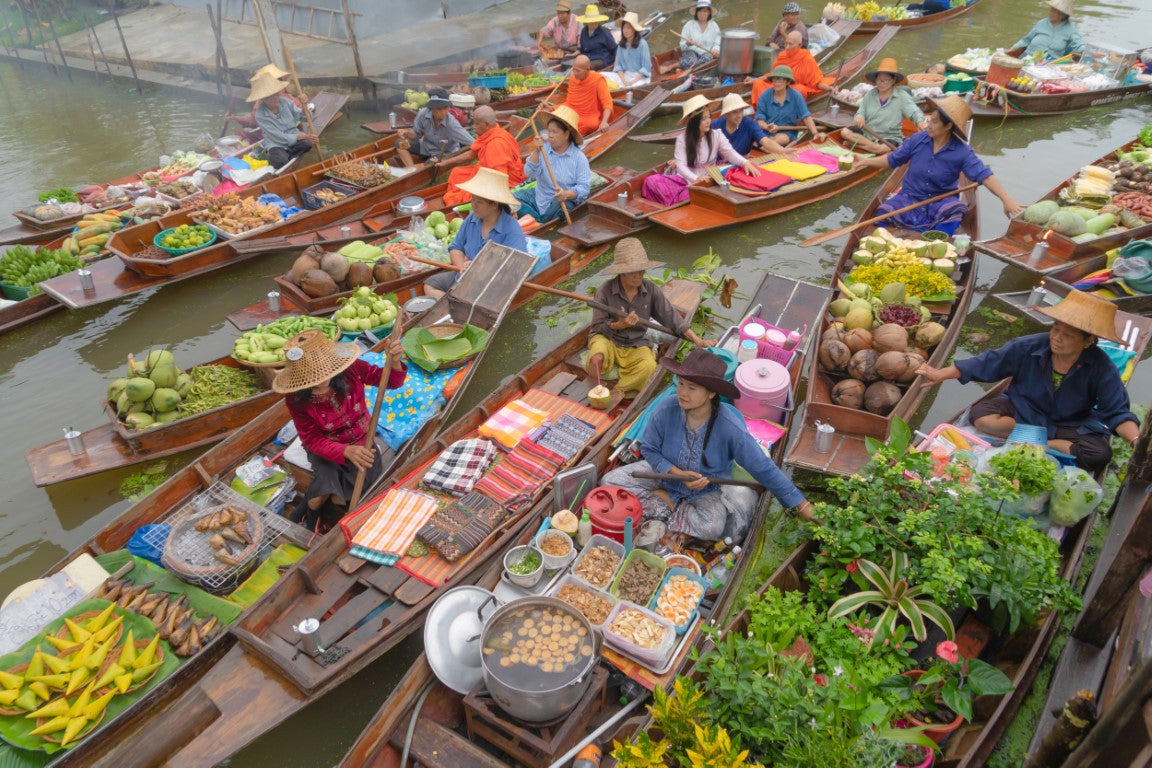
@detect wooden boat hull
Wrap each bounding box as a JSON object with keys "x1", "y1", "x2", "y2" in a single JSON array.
[
  {"x1": 647, "y1": 130, "x2": 887, "y2": 235},
  {"x1": 0, "y1": 292, "x2": 64, "y2": 336},
  {"x1": 974, "y1": 139, "x2": 1152, "y2": 277},
  {"x1": 785, "y1": 165, "x2": 979, "y2": 477},
  {"x1": 336, "y1": 272, "x2": 834, "y2": 768},
  {"x1": 557, "y1": 168, "x2": 670, "y2": 246},
  {"x1": 968, "y1": 80, "x2": 1152, "y2": 118},
  {"x1": 990, "y1": 259, "x2": 1152, "y2": 321},
  {"x1": 849, "y1": 0, "x2": 981, "y2": 34}
]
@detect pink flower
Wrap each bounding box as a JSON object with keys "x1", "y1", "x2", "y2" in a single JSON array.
[
  {"x1": 813, "y1": 673, "x2": 828, "y2": 687},
  {"x1": 936, "y1": 640, "x2": 959, "y2": 664},
  {"x1": 846, "y1": 559, "x2": 859, "y2": 573}
]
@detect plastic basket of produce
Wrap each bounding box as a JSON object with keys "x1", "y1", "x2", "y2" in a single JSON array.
[
  {"x1": 468, "y1": 74, "x2": 508, "y2": 89},
  {"x1": 153, "y1": 225, "x2": 217, "y2": 256},
  {"x1": 1006, "y1": 423, "x2": 1048, "y2": 447},
  {"x1": 608, "y1": 548, "x2": 667, "y2": 606},
  {"x1": 906, "y1": 73, "x2": 947, "y2": 89},
  {"x1": 0, "y1": 282, "x2": 31, "y2": 301},
  {"x1": 649, "y1": 567, "x2": 709, "y2": 635},
  {"x1": 301, "y1": 180, "x2": 360, "y2": 210}
]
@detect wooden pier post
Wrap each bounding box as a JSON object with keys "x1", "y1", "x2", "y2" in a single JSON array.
[{"x1": 105, "y1": 1, "x2": 142, "y2": 94}]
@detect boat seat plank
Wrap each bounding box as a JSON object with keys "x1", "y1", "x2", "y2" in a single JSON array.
[
  {"x1": 361, "y1": 563, "x2": 410, "y2": 595},
  {"x1": 340, "y1": 598, "x2": 411, "y2": 650},
  {"x1": 390, "y1": 718, "x2": 507, "y2": 768},
  {"x1": 273, "y1": 519, "x2": 318, "y2": 550},
  {"x1": 557, "y1": 213, "x2": 649, "y2": 247},
  {"x1": 394, "y1": 577, "x2": 435, "y2": 606},
  {"x1": 787, "y1": 425, "x2": 870, "y2": 475},
  {"x1": 317, "y1": 586, "x2": 390, "y2": 649},
  {"x1": 540, "y1": 371, "x2": 577, "y2": 395},
  {"x1": 268, "y1": 565, "x2": 363, "y2": 644}
]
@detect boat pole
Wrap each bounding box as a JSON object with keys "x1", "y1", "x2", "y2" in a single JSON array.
[
  {"x1": 530, "y1": 124, "x2": 573, "y2": 225},
  {"x1": 799, "y1": 182, "x2": 979, "y2": 246},
  {"x1": 284, "y1": 47, "x2": 325, "y2": 160},
  {"x1": 106, "y1": 1, "x2": 142, "y2": 94},
  {"x1": 347, "y1": 315, "x2": 404, "y2": 514}
]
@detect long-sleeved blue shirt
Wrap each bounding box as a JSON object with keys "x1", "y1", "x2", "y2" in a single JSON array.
[
  {"x1": 640, "y1": 396, "x2": 806, "y2": 507},
  {"x1": 954, "y1": 333, "x2": 1138, "y2": 437},
  {"x1": 254, "y1": 97, "x2": 305, "y2": 150},
  {"x1": 711, "y1": 115, "x2": 768, "y2": 155},
  {"x1": 524, "y1": 141, "x2": 591, "y2": 209},
  {"x1": 886, "y1": 132, "x2": 992, "y2": 201},
  {"x1": 1013, "y1": 17, "x2": 1084, "y2": 58},
  {"x1": 580, "y1": 25, "x2": 618, "y2": 65},
  {"x1": 614, "y1": 38, "x2": 652, "y2": 77}
]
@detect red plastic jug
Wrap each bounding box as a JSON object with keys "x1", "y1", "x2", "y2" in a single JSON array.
[{"x1": 582, "y1": 486, "x2": 642, "y2": 543}]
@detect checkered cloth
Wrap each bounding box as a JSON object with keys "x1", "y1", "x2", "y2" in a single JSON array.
[
  {"x1": 416, "y1": 492, "x2": 508, "y2": 562},
  {"x1": 421, "y1": 438, "x2": 498, "y2": 496},
  {"x1": 535, "y1": 414, "x2": 599, "y2": 461},
  {"x1": 349, "y1": 487, "x2": 440, "y2": 561},
  {"x1": 478, "y1": 399, "x2": 549, "y2": 449}
]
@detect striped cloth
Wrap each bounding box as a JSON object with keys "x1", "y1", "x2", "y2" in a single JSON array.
[
  {"x1": 349, "y1": 488, "x2": 440, "y2": 561},
  {"x1": 474, "y1": 437, "x2": 566, "y2": 504},
  {"x1": 478, "y1": 399, "x2": 549, "y2": 449},
  {"x1": 535, "y1": 414, "x2": 599, "y2": 461}
]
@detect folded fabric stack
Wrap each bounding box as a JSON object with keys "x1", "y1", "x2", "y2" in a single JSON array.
[
  {"x1": 759, "y1": 157, "x2": 828, "y2": 181},
  {"x1": 534, "y1": 414, "x2": 600, "y2": 461},
  {"x1": 348, "y1": 487, "x2": 440, "y2": 564},
  {"x1": 421, "y1": 438, "x2": 499, "y2": 495},
  {"x1": 791, "y1": 149, "x2": 842, "y2": 173},
  {"x1": 478, "y1": 398, "x2": 550, "y2": 449},
  {"x1": 474, "y1": 437, "x2": 566, "y2": 507},
  {"x1": 416, "y1": 492, "x2": 509, "y2": 562}
]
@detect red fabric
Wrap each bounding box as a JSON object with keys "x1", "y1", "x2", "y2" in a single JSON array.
[
  {"x1": 285, "y1": 359, "x2": 408, "y2": 465},
  {"x1": 443, "y1": 126, "x2": 526, "y2": 206},
  {"x1": 565, "y1": 71, "x2": 613, "y2": 135},
  {"x1": 725, "y1": 166, "x2": 793, "y2": 192}
]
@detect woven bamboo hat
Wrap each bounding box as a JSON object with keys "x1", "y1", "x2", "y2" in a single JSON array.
[
  {"x1": 923, "y1": 95, "x2": 973, "y2": 140},
  {"x1": 272, "y1": 330, "x2": 360, "y2": 394},
  {"x1": 577, "y1": 3, "x2": 609, "y2": 22},
  {"x1": 660, "y1": 349, "x2": 740, "y2": 400},
  {"x1": 1036, "y1": 289, "x2": 1122, "y2": 343},
  {"x1": 618, "y1": 11, "x2": 648, "y2": 33},
  {"x1": 678, "y1": 93, "x2": 713, "y2": 124},
  {"x1": 866, "y1": 57, "x2": 907, "y2": 85},
  {"x1": 246, "y1": 72, "x2": 289, "y2": 102},
  {"x1": 457, "y1": 167, "x2": 521, "y2": 211},
  {"x1": 542, "y1": 104, "x2": 584, "y2": 145},
  {"x1": 252, "y1": 63, "x2": 289, "y2": 81},
  {"x1": 602, "y1": 238, "x2": 664, "y2": 274},
  {"x1": 1046, "y1": 0, "x2": 1074, "y2": 16},
  {"x1": 720, "y1": 93, "x2": 751, "y2": 116}
]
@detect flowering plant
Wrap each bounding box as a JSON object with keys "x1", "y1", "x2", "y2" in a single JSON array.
[{"x1": 896, "y1": 641, "x2": 1015, "y2": 722}]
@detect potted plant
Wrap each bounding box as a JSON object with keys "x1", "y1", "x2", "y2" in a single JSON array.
[
  {"x1": 827, "y1": 549, "x2": 955, "y2": 643},
  {"x1": 895, "y1": 742, "x2": 934, "y2": 768}
]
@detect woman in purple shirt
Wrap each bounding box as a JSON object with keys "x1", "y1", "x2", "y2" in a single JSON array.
[{"x1": 859, "y1": 95, "x2": 1023, "y2": 233}]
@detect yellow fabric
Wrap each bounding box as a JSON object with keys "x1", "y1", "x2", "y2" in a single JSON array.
[
  {"x1": 588, "y1": 334, "x2": 656, "y2": 392},
  {"x1": 759, "y1": 158, "x2": 827, "y2": 180}
]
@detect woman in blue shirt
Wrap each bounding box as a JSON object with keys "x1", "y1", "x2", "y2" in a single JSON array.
[
  {"x1": 424, "y1": 167, "x2": 527, "y2": 298},
  {"x1": 858, "y1": 95, "x2": 1022, "y2": 233},
  {"x1": 712, "y1": 93, "x2": 791, "y2": 156},
  {"x1": 916, "y1": 290, "x2": 1139, "y2": 471},
  {"x1": 577, "y1": 4, "x2": 617, "y2": 70},
  {"x1": 602, "y1": 349, "x2": 813, "y2": 547},
  {"x1": 1009, "y1": 0, "x2": 1083, "y2": 60},
  {"x1": 612, "y1": 12, "x2": 651, "y2": 86},
  {"x1": 514, "y1": 105, "x2": 592, "y2": 223}
]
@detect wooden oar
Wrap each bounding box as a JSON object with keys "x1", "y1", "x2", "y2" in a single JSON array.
[
  {"x1": 799, "y1": 182, "x2": 980, "y2": 247},
  {"x1": 859, "y1": 123, "x2": 896, "y2": 150},
  {"x1": 406, "y1": 254, "x2": 690, "y2": 340},
  {"x1": 347, "y1": 315, "x2": 404, "y2": 513},
  {"x1": 631, "y1": 470, "x2": 763, "y2": 489},
  {"x1": 530, "y1": 125, "x2": 572, "y2": 225},
  {"x1": 670, "y1": 29, "x2": 712, "y2": 54},
  {"x1": 284, "y1": 48, "x2": 324, "y2": 160},
  {"x1": 513, "y1": 70, "x2": 571, "y2": 141}
]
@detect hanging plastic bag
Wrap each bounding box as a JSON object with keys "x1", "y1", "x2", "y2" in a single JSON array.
[
  {"x1": 976, "y1": 443, "x2": 1060, "y2": 518},
  {"x1": 1048, "y1": 467, "x2": 1104, "y2": 526}
]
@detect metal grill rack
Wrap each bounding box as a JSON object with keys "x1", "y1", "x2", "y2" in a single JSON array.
[{"x1": 144, "y1": 481, "x2": 292, "y2": 591}]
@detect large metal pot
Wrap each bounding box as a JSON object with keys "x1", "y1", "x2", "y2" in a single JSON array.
[
  {"x1": 719, "y1": 28, "x2": 758, "y2": 78},
  {"x1": 480, "y1": 596, "x2": 598, "y2": 724}
]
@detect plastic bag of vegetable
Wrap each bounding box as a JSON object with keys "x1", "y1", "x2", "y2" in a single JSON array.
[
  {"x1": 977, "y1": 443, "x2": 1060, "y2": 518},
  {"x1": 1048, "y1": 467, "x2": 1104, "y2": 526}
]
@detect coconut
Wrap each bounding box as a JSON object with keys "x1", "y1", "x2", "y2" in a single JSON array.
[
  {"x1": 300, "y1": 269, "x2": 339, "y2": 298},
  {"x1": 843, "y1": 328, "x2": 873, "y2": 354},
  {"x1": 175, "y1": 373, "x2": 193, "y2": 398},
  {"x1": 108, "y1": 378, "x2": 128, "y2": 404},
  {"x1": 125, "y1": 413, "x2": 155, "y2": 430},
  {"x1": 879, "y1": 282, "x2": 906, "y2": 305},
  {"x1": 831, "y1": 378, "x2": 866, "y2": 409},
  {"x1": 116, "y1": 391, "x2": 132, "y2": 417},
  {"x1": 864, "y1": 381, "x2": 902, "y2": 415},
  {"x1": 932, "y1": 258, "x2": 955, "y2": 276},
  {"x1": 347, "y1": 262, "x2": 374, "y2": 289},
  {"x1": 848, "y1": 283, "x2": 872, "y2": 300},
  {"x1": 915, "y1": 321, "x2": 947, "y2": 349},
  {"x1": 821, "y1": 326, "x2": 846, "y2": 345},
  {"x1": 871, "y1": 324, "x2": 909, "y2": 354},
  {"x1": 150, "y1": 387, "x2": 182, "y2": 414},
  {"x1": 828, "y1": 298, "x2": 852, "y2": 318},
  {"x1": 875, "y1": 351, "x2": 916, "y2": 382},
  {"x1": 320, "y1": 252, "x2": 351, "y2": 284},
  {"x1": 290, "y1": 252, "x2": 322, "y2": 285},
  {"x1": 148, "y1": 360, "x2": 179, "y2": 389},
  {"x1": 551, "y1": 510, "x2": 579, "y2": 536},
  {"x1": 155, "y1": 410, "x2": 183, "y2": 424},
  {"x1": 847, "y1": 349, "x2": 879, "y2": 382},
  {"x1": 818, "y1": 340, "x2": 852, "y2": 373},
  {"x1": 587, "y1": 384, "x2": 612, "y2": 410},
  {"x1": 862, "y1": 236, "x2": 887, "y2": 254},
  {"x1": 843, "y1": 306, "x2": 874, "y2": 332},
  {"x1": 125, "y1": 377, "x2": 156, "y2": 403},
  {"x1": 373, "y1": 257, "x2": 401, "y2": 283},
  {"x1": 898, "y1": 353, "x2": 926, "y2": 383},
  {"x1": 852, "y1": 249, "x2": 874, "y2": 266}
]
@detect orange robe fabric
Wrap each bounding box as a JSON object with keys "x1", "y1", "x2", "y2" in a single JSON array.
[
  {"x1": 564, "y1": 71, "x2": 613, "y2": 135},
  {"x1": 760, "y1": 48, "x2": 833, "y2": 101},
  {"x1": 443, "y1": 126, "x2": 526, "y2": 206}
]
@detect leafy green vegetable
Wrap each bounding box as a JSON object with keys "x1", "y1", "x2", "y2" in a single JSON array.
[
  {"x1": 1139, "y1": 124, "x2": 1152, "y2": 149},
  {"x1": 38, "y1": 187, "x2": 78, "y2": 203},
  {"x1": 987, "y1": 444, "x2": 1057, "y2": 496},
  {"x1": 118, "y1": 461, "x2": 171, "y2": 501}
]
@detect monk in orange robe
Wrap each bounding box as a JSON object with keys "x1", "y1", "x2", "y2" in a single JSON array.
[
  {"x1": 563, "y1": 55, "x2": 613, "y2": 136},
  {"x1": 442, "y1": 106, "x2": 526, "y2": 206},
  {"x1": 750, "y1": 31, "x2": 833, "y2": 104}
]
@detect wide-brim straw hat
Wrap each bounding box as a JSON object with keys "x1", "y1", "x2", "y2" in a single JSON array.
[
  {"x1": 1046, "y1": 0, "x2": 1074, "y2": 16},
  {"x1": 272, "y1": 330, "x2": 360, "y2": 394},
  {"x1": 660, "y1": 348, "x2": 740, "y2": 401},
  {"x1": 866, "y1": 57, "x2": 906, "y2": 85},
  {"x1": 542, "y1": 105, "x2": 584, "y2": 145},
  {"x1": 768, "y1": 64, "x2": 796, "y2": 83},
  {"x1": 602, "y1": 237, "x2": 664, "y2": 274},
  {"x1": 246, "y1": 72, "x2": 289, "y2": 102},
  {"x1": 252, "y1": 63, "x2": 289, "y2": 82},
  {"x1": 458, "y1": 166, "x2": 521, "y2": 211},
  {"x1": 719, "y1": 93, "x2": 751, "y2": 116},
  {"x1": 923, "y1": 95, "x2": 972, "y2": 141},
  {"x1": 617, "y1": 11, "x2": 648, "y2": 33},
  {"x1": 1036, "y1": 289, "x2": 1122, "y2": 343},
  {"x1": 678, "y1": 93, "x2": 713, "y2": 124},
  {"x1": 577, "y1": 3, "x2": 609, "y2": 22},
  {"x1": 556, "y1": 0, "x2": 572, "y2": 11}
]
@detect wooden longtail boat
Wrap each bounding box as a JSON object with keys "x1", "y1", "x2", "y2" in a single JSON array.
[
  {"x1": 967, "y1": 79, "x2": 1152, "y2": 118},
  {"x1": 554, "y1": 167, "x2": 670, "y2": 246},
  {"x1": 335, "y1": 272, "x2": 832, "y2": 768},
  {"x1": 10, "y1": 244, "x2": 536, "y2": 766},
  {"x1": 644, "y1": 20, "x2": 877, "y2": 118},
  {"x1": 784, "y1": 165, "x2": 979, "y2": 477},
  {"x1": 848, "y1": 0, "x2": 983, "y2": 34},
  {"x1": 991, "y1": 263, "x2": 1152, "y2": 321},
  {"x1": 974, "y1": 139, "x2": 1152, "y2": 277},
  {"x1": 65, "y1": 279, "x2": 706, "y2": 768},
  {"x1": 646, "y1": 129, "x2": 887, "y2": 235},
  {"x1": 0, "y1": 292, "x2": 63, "y2": 335}
]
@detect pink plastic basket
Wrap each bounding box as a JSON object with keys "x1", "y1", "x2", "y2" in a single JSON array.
[{"x1": 739, "y1": 316, "x2": 796, "y2": 367}]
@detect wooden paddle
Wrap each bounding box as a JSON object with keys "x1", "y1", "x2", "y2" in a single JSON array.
[
  {"x1": 405, "y1": 254, "x2": 691, "y2": 340},
  {"x1": 530, "y1": 125, "x2": 572, "y2": 225},
  {"x1": 799, "y1": 182, "x2": 979, "y2": 247},
  {"x1": 631, "y1": 470, "x2": 763, "y2": 489},
  {"x1": 284, "y1": 48, "x2": 324, "y2": 160},
  {"x1": 670, "y1": 29, "x2": 714, "y2": 55},
  {"x1": 513, "y1": 70, "x2": 571, "y2": 141},
  {"x1": 858, "y1": 123, "x2": 896, "y2": 150},
  {"x1": 347, "y1": 315, "x2": 405, "y2": 514}
]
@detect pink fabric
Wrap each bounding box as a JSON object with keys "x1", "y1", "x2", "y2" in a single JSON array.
[
  {"x1": 725, "y1": 167, "x2": 792, "y2": 193},
  {"x1": 641, "y1": 174, "x2": 689, "y2": 206},
  {"x1": 792, "y1": 149, "x2": 841, "y2": 173}
]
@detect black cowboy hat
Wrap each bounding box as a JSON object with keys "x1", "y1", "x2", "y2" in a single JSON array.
[{"x1": 660, "y1": 348, "x2": 740, "y2": 400}]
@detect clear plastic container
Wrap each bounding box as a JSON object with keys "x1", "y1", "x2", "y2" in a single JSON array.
[
  {"x1": 549, "y1": 574, "x2": 619, "y2": 632},
  {"x1": 603, "y1": 601, "x2": 677, "y2": 669},
  {"x1": 570, "y1": 534, "x2": 626, "y2": 590},
  {"x1": 609, "y1": 549, "x2": 668, "y2": 606},
  {"x1": 649, "y1": 567, "x2": 710, "y2": 635}
]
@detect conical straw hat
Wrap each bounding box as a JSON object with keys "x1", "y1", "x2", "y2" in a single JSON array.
[
  {"x1": 618, "y1": 11, "x2": 648, "y2": 32},
  {"x1": 1036, "y1": 289, "x2": 1122, "y2": 343},
  {"x1": 720, "y1": 93, "x2": 751, "y2": 116},
  {"x1": 272, "y1": 330, "x2": 361, "y2": 394},
  {"x1": 678, "y1": 94, "x2": 713, "y2": 124},
  {"x1": 541, "y1": 105, "x2": 584, "y2": 145},
  {"x1": 1047, "y1": 0, "x2": 1074, "y2": 16},
  {"x1": 923, "y1": 95, "x2": 973, "y2": 141},
  {"x1": 246, "y1": 72, "x2": 289, "y2": 102},
  {"x1": 457, "y1": 167, "x2": 521, "y2": 211},
  {"x1": 252, "y1": 63, "x2": 289, "y2": 81},
  {"x1": 602, "y1": 238, "x2": 664, "y2": 274}
]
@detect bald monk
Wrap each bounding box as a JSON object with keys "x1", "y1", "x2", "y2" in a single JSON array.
[
  {"x1": 563, "y1": 55, "x2": 613, "y2": 136},
  {"x1": 750, "y1": 31, "x2": 833, "y2": 104},
  {"x1": 441, "y1": 106, "x2": 526, "y2": 206}
]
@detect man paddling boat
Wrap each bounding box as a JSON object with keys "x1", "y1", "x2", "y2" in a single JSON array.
[
  {"x1": 538, "y1": 0, "x2": 582, "y2": 61},
  {"x1": 247, "y1": 72, "x2": 317, "y2": 170},
  {"x1": 398, "y1": 89, "x2": 474, "y2": 166}
]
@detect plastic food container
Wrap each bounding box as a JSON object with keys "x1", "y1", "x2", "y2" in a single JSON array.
[
  {"x1": 663, "y1": 553, "x2": 701, "y2": 575},
  {"x1": 603, "y1": 600, "x2": 677, "y2": 669},
  {"x1": 609, "y1": 548, "x2": 668, "y2": 606},
  {"x1": 734, "y1": 359, "x2": 792, "y2": 423},
  {"x1": 549, "y1": 574, "x2": 619, "y2": 631},
  {"x1": 649, "y1": 567, "x2": 710, "y2": 635},
  {"x1": 534, "y1": 529, "x2": 576, "y2": 570},
  {"x1": 570, "y1": 534, "x2": 626, "y2": 590}
]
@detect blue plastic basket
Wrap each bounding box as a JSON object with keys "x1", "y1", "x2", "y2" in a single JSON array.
[
  {"x1": 153, "y1": 226, "x2": 217, "y2": 256},
  {"x1": 468, "y1": 74, "x2": 508, "y2": 89},
  {"x1": 1006, "y1": 423, "x2": 1048, "y2": 446}
]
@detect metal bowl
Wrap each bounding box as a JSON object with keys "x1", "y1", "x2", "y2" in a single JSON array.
[
  {"x1": 504, "y1": 545, "x2": 544, "y2": 588},
  {"x1": 397, "y1": 196, "x2": 425, "y2": 214}
]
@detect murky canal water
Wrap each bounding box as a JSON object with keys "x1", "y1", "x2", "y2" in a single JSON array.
[{"x1": 1, "y1": 0, "x2": 1151, "y2": 761}]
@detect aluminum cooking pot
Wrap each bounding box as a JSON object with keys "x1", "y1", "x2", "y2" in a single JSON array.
[{"x1": 480, "y1": 596, "x2": 599, "y2": 723}]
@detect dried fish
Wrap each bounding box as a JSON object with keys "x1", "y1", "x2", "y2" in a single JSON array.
[
  {"x1": 231, "y1": 520, "x2": 252, "y2": 545},
  {"x1": 218, "y1": 509, "x2": 233, "y2": 527},
  {"x1": 208, "y1": 533, "x2": 225, "y2": 549},
  {"x1": 219, "y1": 527, "x2": 245, "y2": 545}
]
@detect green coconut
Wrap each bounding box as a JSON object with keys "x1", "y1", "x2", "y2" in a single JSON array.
[
  {"x1": 116, "y1": 391, "x2": 132, "y2": 417},
  {"x1": 879, "y1": 282, "x2": 906, "y2": 304},
  {"x1": 843, "y1": 306, "x2": 874, "y2": 332},
  {"x1": 828, "y1": 298, "x2": 852, "y2": 318},
  {"x1": 852, "y1": 249, "x2": 875, "y2": 266},
  {"x1": 150, "y1": 388, "x2": 182, "y2": 413},
  {"x1": 125, "y1": 377, "x2": 156, "y2": 403},
  {"x1": 145, "y1": 349, "x2": 175, "y2": 370},
  {"x1": 862, "y1": 236, "x2": 887, "y2": 255},
  {"x1": 847, "y1": 283, "x2": 872, "y2": 300},
  {"x1": 155, "y1": 410, "x2": 183, "y2": 424},
  {"x1": 928, "y1": 241, "x2": 949, "y2": 259},
  {"x1": 108, "y1": 378, "x2": 128, "y2": 404},
  {"x1": 125, "y1": 413, "x2": 155, "y2": 430},
  {"x1": 175, "y1": 373, "x2": 192, "y2": 398},
  {"x1": 148, "y1": 360, "x2": 179, "y2": 389}
]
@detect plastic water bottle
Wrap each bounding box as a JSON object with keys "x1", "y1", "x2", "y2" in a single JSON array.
[
  {"x1": 275, "y1": 421, "x2": 298, "y2": 446},
  {"x1": 572, "y1": 743, "x2": 602, "y2": 767},
  {"x1": 577, "y1": 510, "x2": 592, "y2": 547},
  {"x1": 705, "y1": 545, "x2": 742, "y2": 589}
]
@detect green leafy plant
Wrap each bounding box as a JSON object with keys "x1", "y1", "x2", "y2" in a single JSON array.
[
  {"x1": 613, "y1": 730, "x2": 672, "y2": 768},
  {"x1": 118, "y1": 461, "x2": 171, "y2": 501},
  {"x1": 647, "y1": 678, "x2": 709, "y2": 755},
  {"x1": 828, "y1": 549, "x2": 955, "y2": 642},
  {"x1": 988, "y1": 443, "x2": 1058, "y2": 496},
  {"x1": 886, "y1": 641, "x2": 1015, "y2": 722},
  {"x1": 685, "y1": 723, "x2": 763, "y2": 768}
]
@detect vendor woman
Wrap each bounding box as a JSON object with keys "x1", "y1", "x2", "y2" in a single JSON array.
[
  {"x1": 603, "y1": 349, "x2": 814, "y2": 548},
  {"x1": 857, "y1": 95, "x2": 1023, "y2": 233},
  {"x1": 1009, "y1": 0, "x2": 1084, "y2": 60},
  {"x1": 275, "y1": 330, "x2": 407, "y2": 530},
  {"x1": 514, "y1": 105, "x2": 591, "y2": 224},
  {"x1": 917, "y1": 290, "x2": 1139, "y2": 471},
  {"x1": 839, "y1": 58, "x2": 926, "y2": 155}
]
